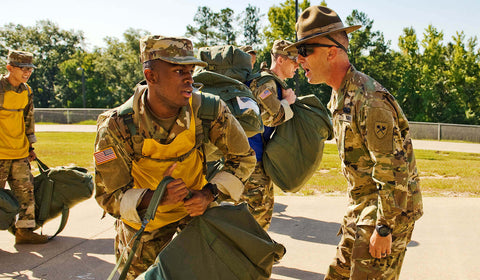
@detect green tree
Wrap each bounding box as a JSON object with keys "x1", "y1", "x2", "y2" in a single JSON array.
[
  {"x1": 185, "y1": 6, "x2": 218, "y2": 48},
  {"x1": 0, "y1": 20, "x2": 84, "y2": 107},
  {"x1": 217, "y1": 8, "x2": 236, "y2": 45},
  {"x1": 239, "y1": 4, "x2": 263, "y2": 47}
]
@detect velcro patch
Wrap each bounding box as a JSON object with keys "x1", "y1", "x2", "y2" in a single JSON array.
[
  {"x1": 259, "y1": 89, "x2": 273, "y2": 100},
  {"x1": 94, "y1": 147, "x2": 117, "y2": 165}
]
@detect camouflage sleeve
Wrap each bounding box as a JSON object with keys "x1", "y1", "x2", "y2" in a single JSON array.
[
  {"x1": 24, "y1": 85, "x2": 36, "y2": 144},
  {"x1": 361, "y1": 97, "x2": 410, "y2": 230},
  {"x1": 252, "y1": 79, "x2": 287, "y2": 127},
  {"x1": 208, "y1": 100, "x2": 256, "y2": 200},
  {"x1": 94, "y1": 112, "x2": 136, "y2": 218}
]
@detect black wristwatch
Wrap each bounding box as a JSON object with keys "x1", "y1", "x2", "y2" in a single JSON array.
[
  {"x1": 203, "y1": 183, "x2": 219, "y2": 201},
  {"x1": 375, "y1": 225, "x2": 392, "y2": 237}
]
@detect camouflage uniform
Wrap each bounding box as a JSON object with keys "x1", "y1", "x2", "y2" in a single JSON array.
[
  {"x1": 0, "y1": 51, "x2": 37, "y2": 229},
  {"x1": 94, "y1": 35, "x2": 256, "y2": 279},
  {"x1": 325, "y1": 65, "x2": 423, "y2": 280},
  {"x1": 243, "y1": 46, "x2": 295, "y2": 230}
]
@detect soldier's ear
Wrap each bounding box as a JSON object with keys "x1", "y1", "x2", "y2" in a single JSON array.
[{"x1": 144, "y1": 68, "x2": 156, "y2": 83}]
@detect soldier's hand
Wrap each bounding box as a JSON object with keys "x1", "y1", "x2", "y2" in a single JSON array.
[
  {"x1": 161, "y1": 163, "x2": 189, "y2": 205},
  {"x1": 369, "y1": 229, "x2": 392, "y2": 259},
  {"x1": 282, "y1": 88, "x2": 296, "y2": 105},
  {"x1": 28, "y1": 150, "x2": 36, "y2": 162},
  {"x1": 183, "y1": 188, "x2": 213, "y2": 217}
]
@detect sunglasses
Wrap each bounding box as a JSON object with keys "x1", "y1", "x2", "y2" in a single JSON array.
[
  {"x1": 296, "y1": 43, "x2": 342, "y2": 57},
  {"x1": 14, "y1": 66, "x2": 35, "y2": 73}
]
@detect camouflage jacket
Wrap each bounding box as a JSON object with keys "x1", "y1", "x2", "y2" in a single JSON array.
[
  {"x1": 0, "y1": 74, "x2": 36, "y2": 146},
  {"x1": 94, "y1": 84, "x2": 256, "y2": 221},
  {"x1": 248, "y1": 69, "x2": 293, "y2": 127},
  {"x1": 328, "y1": 65, "x2": 423, "y2": 229}
]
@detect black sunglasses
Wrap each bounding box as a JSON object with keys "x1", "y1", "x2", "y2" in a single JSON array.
[{"x1": 296, "y1": 43, "x2": 342, "y2": 57}]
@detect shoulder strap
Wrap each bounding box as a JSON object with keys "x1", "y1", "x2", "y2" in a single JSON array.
[
  {"x1": 198, "y1": 92, "x2": 220, "y2": 142},
  {"x1": 117, "y1": 95, "x2": 136, "y2": 136}
]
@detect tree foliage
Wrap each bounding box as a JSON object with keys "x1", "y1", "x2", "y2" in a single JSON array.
[{"x1": 1, "y1": 3, "x2": 479, "y2": 124}]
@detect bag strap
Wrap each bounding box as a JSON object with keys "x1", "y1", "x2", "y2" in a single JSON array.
[
  {"x1": 108, "y1": 176, "x2": 175, "y2": 280},
  {"x1": 35, "y1": 158, "x2": 70, "y2": 239},
  {"x1": 198, "y1": 92, "x2": 220, "y2": 143}
]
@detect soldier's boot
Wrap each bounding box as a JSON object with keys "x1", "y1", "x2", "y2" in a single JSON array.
[{"x1": 15, "y1": 228, "x2": 48, "y2": 244}]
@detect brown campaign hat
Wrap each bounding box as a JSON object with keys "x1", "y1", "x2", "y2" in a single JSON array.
[
  {"x1": 139, "y1": 35, "x2": 207, "y2": 67},
  {"x1": 7, "y1": 50, "x2": 36, "y2": 68},
  {"x1": 239, "y1": 45, "x2": 256, "y2": 55},
  {"x1": 271, "y1": 40, "x2": 298, "y2": 60},
  {"x1": 285, "y1": 6, "x2": 361, "y2": 51}
]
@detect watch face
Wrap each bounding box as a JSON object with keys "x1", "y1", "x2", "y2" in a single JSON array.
[{"x1": 376, "y1": 225, "x2": 391, "y2": 237}]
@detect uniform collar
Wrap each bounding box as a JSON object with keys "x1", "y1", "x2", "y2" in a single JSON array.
[{"x1": 327, "y1": 65, "x2": 356, "y2": 113}]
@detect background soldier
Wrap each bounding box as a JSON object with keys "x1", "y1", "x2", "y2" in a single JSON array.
[
  {"x1": 239, "y1": 45, "x2": 257, "y2": 68},
  {"x1": 94, "y1": 35, "x2": 256, "y2": 279},
  {"x1": 242, "y1": 39, "x2": 298, "y2": 230},
  {"x1": 0, "y1": 50, "x2": 47, "y2": 244},
  {"x1": 287, "y1": 6, "x2": 423, "y2": 279}
]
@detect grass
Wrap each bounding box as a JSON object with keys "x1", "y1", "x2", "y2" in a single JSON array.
[{"x1": 33, "y1": 132, "x2": 480, "y2": 197}]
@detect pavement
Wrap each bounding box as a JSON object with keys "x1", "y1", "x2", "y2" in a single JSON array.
[{"x1": 0, "y1": 125, "x2": 479, "y2": 279}]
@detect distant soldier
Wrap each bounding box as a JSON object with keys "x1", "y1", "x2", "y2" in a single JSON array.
[
  {"x1": 0, "y1": 50, "x2": 47, "y2": 244},
  {"x1": 242, "y1": 39, "x2": 299, "y2": 230},
  {"x1": 94, "y1": 35, "x2": 256, "y2": 279},
  {"x1": 286, "y1": 6, "x2": 424, "y2": 279},
  {"x1": 239, "y1": 45, "x2": 257, "y2": 67}
]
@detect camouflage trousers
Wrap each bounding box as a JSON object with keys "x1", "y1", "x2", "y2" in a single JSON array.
[
  {"x1": 240, "y1": 162, "x2": 274, "y2": 231},
  {"x1": 114, "y1": 217, "x2": 191, "y2": 280},
  {"x1": 0, "y1": 158, "x2": 36, "y2": 228},
  {"x1": 325, "y1": 214, "x2": 415, "y2": 280}
]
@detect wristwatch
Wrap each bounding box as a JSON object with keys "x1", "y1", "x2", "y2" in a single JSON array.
[
  {"x1": 375, "y1": 225, "x2": 392, "y2": 237},
  {"x1": 203, "y1": 183, "x2": 219, "y2": 201}
]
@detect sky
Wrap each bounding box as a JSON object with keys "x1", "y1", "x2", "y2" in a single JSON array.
[{"x1": 2, "y1": 0, "x2": 480, "y2": 51}]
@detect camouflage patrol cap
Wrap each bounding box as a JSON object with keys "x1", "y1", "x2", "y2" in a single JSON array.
[
  {"x1": 271, "y1": 40, "x2": 298, "y2": 60},
  {"x1": 139, "y1": 35, "x2": 207, "y2": 67},
  {"x1": 239, "y1": 45, "x2": 256, "y2": 55},
  {"x1": 7, "y1": 50, "x2": 36, "y2": 68}
]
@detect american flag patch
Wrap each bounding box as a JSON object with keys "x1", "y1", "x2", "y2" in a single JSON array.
[
  {"x1": 94, "y1": 147, "x2": 117, "y2": 165},
  {"x1": 259, "y1": 89, "x2": 273, "y2": 100}
]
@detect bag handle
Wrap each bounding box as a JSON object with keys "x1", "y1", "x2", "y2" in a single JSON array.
[{"x1": 107, "y1": 175, "x2": 175, "y2": 280}]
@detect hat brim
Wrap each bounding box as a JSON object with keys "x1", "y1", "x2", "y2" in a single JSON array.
[
  {"x1": 10, "y1": 62, "x2": 37, "y2": 69},
  {"x1": 157, "y1": 56, "x2": 208, "y2": 68},
  {"x1": 285, "y1": 25, "x2": 362, "y2": 51}
]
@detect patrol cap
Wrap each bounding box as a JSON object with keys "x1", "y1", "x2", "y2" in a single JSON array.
[
  {"x1": 7, "y1": 50, "x2": 36, "y2": 68},
  {"x1": 285, "y1": 6, "x2": 361, "y2": 51},
  {"x1": 239, "y1": 45, "x2": 256, "y2": 55},
  {"x1": 271, "y1": 40, "x2": 298, "y2": 60},
  {"x1": 139, "y1": 35, "x2": 207, "y2": 67}
]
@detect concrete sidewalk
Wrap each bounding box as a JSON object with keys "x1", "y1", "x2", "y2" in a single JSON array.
[{"x1": 1, "y1": 195, "x2": 480, "y2": 279}]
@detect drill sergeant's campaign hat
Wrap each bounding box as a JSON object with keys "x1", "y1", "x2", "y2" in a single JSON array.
[
  {"x1": 284, "y1": 6, "x2": 361, "y2": 51},
  {"x1": 239, "y1": 45, "x2": 256, "y2": 55},
  {"x1": 271, "y1": 40, "x2": 298, "y2": 60},
  {"x1": 7, "y1": 50, "x2": 37, "y2": 68},
  {"x1": 139, "y1": 35, "x2": 207, "y2": 67}
]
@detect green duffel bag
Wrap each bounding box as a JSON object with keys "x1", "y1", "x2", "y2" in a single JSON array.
[
  {"x1": 32, "y1": 158, "x2": 94, "y2": 238},
  {"x1": 136, "y1": 203, "x2": 286, "y2": 280},
  {"x1": 0, "y1": 189, "x2": 20, "y2": 230},
  {"x1": 194, "y1": 70, "x2": 263, "y2": 137},
  {"x1": 263, "y1": 94, "x2": 333, "y2": 193}
]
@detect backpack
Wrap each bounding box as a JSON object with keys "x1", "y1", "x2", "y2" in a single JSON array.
[
  {"x1": 193, "y1": 71, "x2": 263, "y2": 137},
  {"x1": 262, "y1": 95, "x2": 334, "y2": 193},
  {"x1": 3, "y1": 158, "x2": 94, "y2": 239}
]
